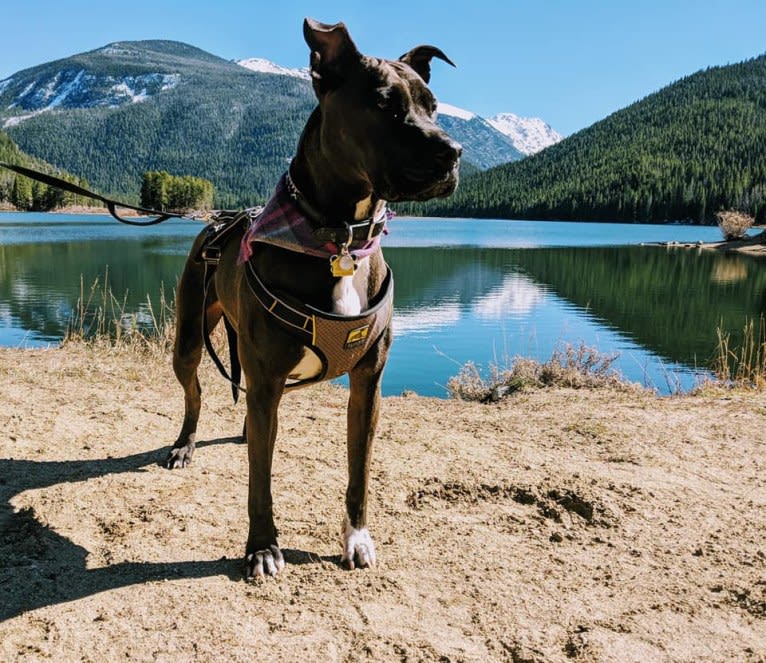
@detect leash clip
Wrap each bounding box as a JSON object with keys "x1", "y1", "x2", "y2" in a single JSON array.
[{"x1": 330, "y1": 224, "x2": 357, "y2": 277}]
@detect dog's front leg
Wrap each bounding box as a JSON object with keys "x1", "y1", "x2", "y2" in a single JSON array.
[
  {"x1": 243, "y1": 373, "x2": 286, "y2": 579},
  {"x1": 342, "y1": 331, "x2": 391, "y2": 569}
]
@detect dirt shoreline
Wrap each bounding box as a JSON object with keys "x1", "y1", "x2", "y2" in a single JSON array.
[
  {"x1": 1, "y1": 343, "x2": 764, "y2": 662},
  {"x1": 644, "y1": 229, "x2": 766, "y2": 257}
]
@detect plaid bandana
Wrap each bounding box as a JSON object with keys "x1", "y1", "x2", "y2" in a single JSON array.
[{"x1": 238, "y1": 174, "x2": 388, "y2": 264}]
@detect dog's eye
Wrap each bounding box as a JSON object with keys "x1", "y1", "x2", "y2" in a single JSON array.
[
  {"x1": 377, "y1": 101, "x2": 402, "y2": 122},
  {"x1": 379, "y1": 103, "x2": 404, "y2": 123}
]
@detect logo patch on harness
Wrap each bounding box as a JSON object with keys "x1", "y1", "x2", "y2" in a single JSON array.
[{"x1": 345, "y1": 325, "x2": 370, "y2": 349}]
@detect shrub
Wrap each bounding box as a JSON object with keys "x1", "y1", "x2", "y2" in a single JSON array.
[
  {"x1": 446, "y1": 342, "x2": 632, "y2": 402},
  {"x1": 716, "y1": 210, "x2": 754, "y2": 241}
]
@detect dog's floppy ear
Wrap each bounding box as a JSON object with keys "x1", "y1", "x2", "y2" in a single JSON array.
[
  {"x1": 303, "y1": 18, "x2": 361, "y2": 96},
  {"x1": 399, "y1": 46, "x2": 456, "y2": 84}
]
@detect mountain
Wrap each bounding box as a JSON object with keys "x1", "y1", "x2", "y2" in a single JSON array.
[
  {"x1": 0, "y1": 43, "x2": 545, "y2": 206},
  {"x1": 410, "y1": 53, "x2": 766, "y2": 224},
  {"x1": 0, "y1": 41, "x2": 318, "y2": 206},
  {"x1": 235, "y1": 63, "x2": 560, "y2": 165},
  {"x1": 486, "y1": 112, "x2": 562, "y2": 156}
]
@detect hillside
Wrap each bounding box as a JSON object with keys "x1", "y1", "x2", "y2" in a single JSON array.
[
  {"x1": 0, "y1": 41, "x2": 530, "y2": 207},
  {"x1": 409, "y1": 54, "x2": 766, "y2": 223},
  {"x1": 0, "y1": 131, "x2": 98, "y2": 210}
]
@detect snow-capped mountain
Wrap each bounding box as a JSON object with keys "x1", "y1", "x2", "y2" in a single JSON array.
[
  {"x1": 435, "y1": 102, "x2": 523, "y2": 167},
  {"x1": 487, "y1": 112, "x2": 563, "y2": 156},
  {"x1": 436, "y1": 103, "x2": 562, "y2": 156},
  {"x1": 0, "y1": 40, "x2": 219, "y2": 129},
  {"x1": 236, "y1": 58, "x2": 310, "y2": 81},
  {"x1": 1, "y1": 69, "x2": 180, "y2": 128},
  {"x1": 436, "y1": 102, "x2": 476, "y2": 121},
  {"x1": 436, "y1": 102, "x2": 561, "y2": 159}
]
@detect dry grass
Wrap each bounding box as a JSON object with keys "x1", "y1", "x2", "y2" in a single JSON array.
[
  {"x1": 715, "y1": 210, "x2": 755, "y2": 241},
  {"x1": 62, "y1": 271, "x2": 175, "y2": 358},
  {"x1": 709, "y1": 316, "x2": 766, "y2": 390},
  {"x1": 447, "y1": 342, "x2": 635, "y2": 402}
]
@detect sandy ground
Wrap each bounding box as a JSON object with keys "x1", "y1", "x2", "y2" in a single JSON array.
[{"x1": 1, "y1": 344, "x2": 765, "y2": 662}]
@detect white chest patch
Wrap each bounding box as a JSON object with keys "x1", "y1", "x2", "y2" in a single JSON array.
[{"x1": 332, "y1": 257, "x2": 370, "y2": 315}]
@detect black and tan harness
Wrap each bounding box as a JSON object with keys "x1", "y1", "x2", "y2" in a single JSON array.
[
  {"x1": 245, "y1": 258, "x2": 393, "y2": 390},
  {"x1": 198, "y1": 202, "x2": 393, "y2": 397}
]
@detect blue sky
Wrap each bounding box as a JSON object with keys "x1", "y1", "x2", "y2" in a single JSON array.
[{"x1": 1, "y1": 0, "x2": 764, "y2": 136}]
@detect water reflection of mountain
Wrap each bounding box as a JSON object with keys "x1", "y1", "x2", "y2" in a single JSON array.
[
  {"x1": 385, "y1": 247, "x2": 532, "y2": 307},
  {"x1": 472, "y1": 274, "x2": 547, "y2": 319},
  {"x1": 506, "y1": 246, "x2": 766, "y2": 366},
  {"x1": 385, "y1": 247, "x2": 548, "y2": 334}
]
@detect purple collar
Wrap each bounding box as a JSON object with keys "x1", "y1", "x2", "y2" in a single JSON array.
[{"x1": 238, "y1": 174, "x2": 390, "y2": 264}]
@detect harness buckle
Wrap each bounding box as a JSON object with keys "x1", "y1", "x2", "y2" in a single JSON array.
[{"x1": 201, "y1": 245, "x2": 221, "y2": 265}]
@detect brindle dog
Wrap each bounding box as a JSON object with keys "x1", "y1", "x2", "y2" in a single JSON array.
[{"x1": 166, "y1": 18, "x2": 461, "y2": 578}]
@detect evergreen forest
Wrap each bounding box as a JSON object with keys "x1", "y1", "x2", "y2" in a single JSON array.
[
  {"x1": 403, "y1": 54, "x2": 766, "y2": 224},
  {"x1": 140, "y1": 171, "x2": 214, "y2": 211},
  {"x1": 0, "y1": 132, "x2": 99, "y2": 211}
]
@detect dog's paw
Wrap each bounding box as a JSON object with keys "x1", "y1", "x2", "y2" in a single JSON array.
[
  {"x1": 340, "y1": 517, "x2": 377, "y2": 570},
  {"x1": 165, "y1": 445, "x2": 194, "y2": 469},
  {"x1": 245, "y1": 545, "x2": 285, "y2": 579}
]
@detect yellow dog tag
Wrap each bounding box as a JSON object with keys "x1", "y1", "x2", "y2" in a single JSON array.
[{"x1": 330, "y1": 253, "x2": 356, "y2": 277}]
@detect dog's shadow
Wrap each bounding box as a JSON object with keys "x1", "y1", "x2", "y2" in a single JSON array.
[{"x1": 0, "y1": 438, "x2": 330, "y2": 622}]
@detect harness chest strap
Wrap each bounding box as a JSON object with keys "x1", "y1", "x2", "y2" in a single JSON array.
[{"x1": 245, "y1": 261, "x2": 394, "y2": 391}]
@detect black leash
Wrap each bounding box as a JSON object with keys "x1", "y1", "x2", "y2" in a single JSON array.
[{"x1": 0, "y1": 161, "x2": 198, "y2": 225}]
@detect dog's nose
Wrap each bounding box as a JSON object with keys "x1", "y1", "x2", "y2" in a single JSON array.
[{"x1": 436, "y1": 137, "x2": 462, "y2": 166}]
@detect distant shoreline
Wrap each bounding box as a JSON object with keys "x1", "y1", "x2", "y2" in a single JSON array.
[
  {"x1": 2, "y1": 204, "x2": 765, "y2": 257},
  {"x1": 643, "y1": 229, "x2": 766, "y2": 258},
  {"x1": 0, "y1": 204, "x2": 143, "y2": 217}
]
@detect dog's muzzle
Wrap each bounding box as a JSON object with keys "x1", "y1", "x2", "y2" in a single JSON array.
[{"x1": 405, "y1": 135, "x2": 462, "y2": 200}]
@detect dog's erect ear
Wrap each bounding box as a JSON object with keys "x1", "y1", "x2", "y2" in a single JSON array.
[
  {"x1": 399, "y1": 46, "x2": 456, "y2": 84},
  {"x1": 303, "y1": 18, "x2": 361, "y2": 96}
]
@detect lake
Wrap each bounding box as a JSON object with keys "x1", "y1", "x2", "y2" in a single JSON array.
[{"x1": 1, "y1": 212, "x2": 762, "y2": 396}]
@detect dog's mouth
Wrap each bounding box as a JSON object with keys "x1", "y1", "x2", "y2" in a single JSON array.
[{"x1": 385, "y1": 161, "x2": 460, "y2": 202}]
